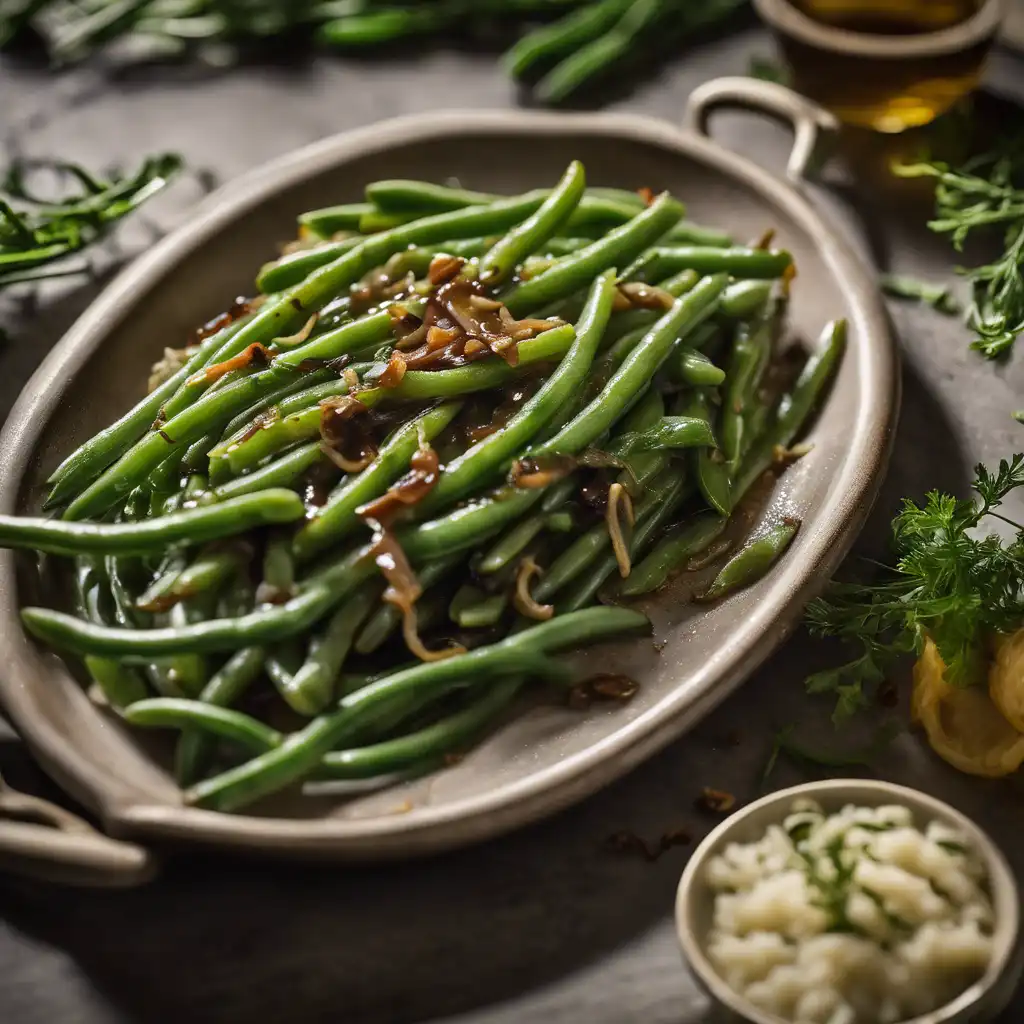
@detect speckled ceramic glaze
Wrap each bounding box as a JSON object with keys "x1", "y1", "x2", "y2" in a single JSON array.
[{"x1": 0, "y1": 81, "x2": 898, "y2": 883}]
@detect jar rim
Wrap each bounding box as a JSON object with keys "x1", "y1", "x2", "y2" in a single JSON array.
[{"x1": 753, "y1": 0, "x2": 1005, "y2": 59}]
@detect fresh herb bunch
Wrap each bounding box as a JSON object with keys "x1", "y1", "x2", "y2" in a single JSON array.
[
  {"x1": 0, "y1": 0, "x2": 747, "y2": 103},
  {"x1": 894, "y1": 137, "x2": 1024, "y2": 359},
  {"x1": 806, "y1": 455, "x2": 1024, "y2": 720},
  {"x1": 0, "y1": 153, "x2": 182, "y2": 289}
]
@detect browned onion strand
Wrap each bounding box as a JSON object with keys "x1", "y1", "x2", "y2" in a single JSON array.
[
  {"x1": 188, "y1": 342, "x2": 272, "y2": 386},
  {"x1": 275, "y1": 312, "x2": 319, "y2": 348},
  {"x1": 606, "y1": 482, "x2": 635, "y2": 579},
  {"x1": 514, "y1": 556, "x2": 554, "y2": 621}
]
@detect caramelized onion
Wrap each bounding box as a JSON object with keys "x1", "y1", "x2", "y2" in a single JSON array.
[
  {"x1": 388, "y1": 303, "x2": 428, "y2": 349},
  {"x1": 513, "y1": 556, "x2": 553, "y2": 621},
  {"x1": 320, "y1": 441, "x2": 374, "y2": 474},
  {"x1": 637, "y1": 187, "x2": 656, "y2": 206},
  {"x1": 319, "y1": 395, "x2": 375, "y2": 472},
  {"x1": 356, "y1": 441, "x2": 440, "y2": 520},
  {"x1": 751, "y1": 227, "x2": 776, "y2": 250},
  {"x1": 377, "y1": 350, "x2": 408, "y2": 389},
  {"x1": 509, "y1": 454, "x2": 576, "y2": 489},
  {"x1": 188, "y1": 343, "x2": 272, "y2": 386},
  {"x1": 427, "y1": 253, "x2": 465, "y2": 285},
  {"x1": 367, "y1": 519, "x2": 464, "y2": 663},
  {"x1": 275, "y1": 313, "x2": 319, "y2": 348},
  {"x1": 194, "y1": 295, "x2": 258, "y2": 343},
  {"x1": 606, "y1": 482, "x2": 635, "y2": 578},
  {"x1": 617, "y1": 281, "x2": 675, "y2": 310}
]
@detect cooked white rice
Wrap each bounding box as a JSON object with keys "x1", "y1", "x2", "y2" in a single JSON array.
[{"x1": 704, "y1": 800, "x2": 994, "y2": 1024}]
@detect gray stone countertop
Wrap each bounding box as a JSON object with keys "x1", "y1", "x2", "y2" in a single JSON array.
[{"x1": 1, "y1": 23, "x2": 1023, "y2": 1024}]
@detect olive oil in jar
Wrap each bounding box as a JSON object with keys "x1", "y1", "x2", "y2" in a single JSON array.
[{"x1": 755, "y1": 0, "x2": 1002, "y2": 132}]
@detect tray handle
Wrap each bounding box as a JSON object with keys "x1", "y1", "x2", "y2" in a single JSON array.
[
  {"x1": 0, "y1": 773, "x2": 156, "y2": 887},
  {"x1": 684, "y1": 77, "x2": 839, "y2": 183}
]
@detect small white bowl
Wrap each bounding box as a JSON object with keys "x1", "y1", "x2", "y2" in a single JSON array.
[{"x1": 675, "y1": 780, "x2": 1023, "y2": 1024}]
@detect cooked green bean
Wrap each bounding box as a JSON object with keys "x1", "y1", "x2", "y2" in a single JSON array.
[
  {"x1": 187, "y1": 606, "x2": 649, "y2": 811},
  {"x1": 175, "y1": 645, "x2": 266, "y2": 785},
  {"x1": 481, "y1": 161, "x2": 586, "y2": 285},
  {"x1": 700, "y1": 519, "x2": 801, "y2": 601},
  {"x1": 504, "y1": 0, "x2": 632, "y2": 78},
  {"x1": 535, "y1": 274, "x2": 727, "y2": 457},
  {"x1": 629, "y1": 245, "x2": 793, "y2": 283},
  {"x1": 558, "y1": 471, "x2": 690, "y2": 612},
  {"x1": 281, "y1": 580, "x2": 382, "y2": 716},
  {"x1": 419, "y1": 270, "x2": 615, "y2": 515},
  {"x1": 294, "y1": 401, "x2": 462, "y2": 561},
  {"x1": 731, "y1": 319, "x2": 847, "y2": 502},
  {"x1": 354, "y1": 555, "x2": 462, "y2": 655},
  {"x1": 45, "y1": 317, "x2": 251, "y2": 508},
  {"x1": 21, "y1": 165, "x2": 848, "y2": 811},
  {"x1": 610, "y1": 416, "x2": 716, "y2": 456},
  {"x1": 212, "y1": 442, "x2": 325, "y2": 501},
  {"x1": 2, "y1": 489, "x2": 303, "y2": 556},
  {"x1": 682, "y1": 390, "x2": 731, "y2": 517},
  {"x1": 505, "y1": 191, "x2": 684, "y2": 315},
  {"x1": 617, "y1": 512, "x2": 728, "y2": 597}
]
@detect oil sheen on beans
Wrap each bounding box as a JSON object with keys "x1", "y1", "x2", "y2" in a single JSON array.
[{"x1": 778, "y1": 0, "x2": 994, "y2": 132}]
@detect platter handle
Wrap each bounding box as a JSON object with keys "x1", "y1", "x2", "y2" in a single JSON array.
[
  {"x1": 0, "y1": 773, "x2": 156, "y2": 887},
  {"x1": 684, "y1": 76, "x2": 839, "y2": 183}
]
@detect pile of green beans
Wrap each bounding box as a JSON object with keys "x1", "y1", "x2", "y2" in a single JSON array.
[{"x1": 8, "y1": 163, "x2": 844, "y2": 813}]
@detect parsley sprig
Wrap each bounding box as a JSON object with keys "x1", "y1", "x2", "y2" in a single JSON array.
[
  {"x1": 894, "y1": 138, "x2": 1024, "y2": 359},
  {"x1": 806, "y1": 455, "x2": 1024, "y2": 720},
  {"x1": 0, "y1": 153, "x2": 182, "y2": 289}
]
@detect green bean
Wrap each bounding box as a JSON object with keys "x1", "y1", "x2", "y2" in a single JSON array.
[
  {"x1": 218, "y1": 369, "x2": 336, "y2": 442},
  {"x1": 127, "y1": 698, "x2": 283, "y2": 754},
  {"x1": 610, "y1": 416, "x2": 716, "y2": 456},
  {"x1": 21, "y1": 545, "x2": 377, "y2": 658},
  {"x1": 537, "y1": 429, "x2": 670, "y2": 604},
  {"x1": 294, "y1": 401, "x2": 462, "y2": 561},
  {"x1": 535, "y1": 0, "x2": 662, "y2": 103},
  {"x1": 281, "y1": 580, "x2": 382, "y2": 716},
  {"x1": 449, "y1": 585, "x2": 508, "y2": 629},
  {"x1": 149, "y1": 603, "x2": 210, "y2": 699},
  {"x1": 420, "y1": 270, "x2": 615, "y2": 516},
  {"x1": 673, "y1": 349, "x2": 726, "y2": 388},
  {"x1": 504, "y1": 0, "x2": 632, "y2": 77},
  {"x1": 700, "y1": 519, "x2": 801, "y2": 601},
  {"x1": 354, "y1": 555, "x2": 463, "y2": 655},
  {"x1": 318, "y1": 679, "x2": 521, "y2": 780},
  {"x1": 535, "y1": 274, "x2": 728, "y2": 457},
  {"x1": 256, "y1": 238, "x2": 362, "y2": 293},
  {"x1": 365, "y1": 180, "x2": 495, "y2": 215},
  {"x1": 262, "y1": 533, "x2": 295, "y2": 595},
  {"x1": 617, "y1": 512, "x2": 728, "y2": 597},
  {"x1": 45, "y1": 317, "x2": 252, "y2": 508},
  {"x1": 297, "y1": 203, "x2": 373, "y2": 237},
  {"x1": 83, "y1": 656, "x2": 148, "y2": 709},
  {"x1": 721, "y1": 300, "x2": 780, "y2": 471},
  {"x1": 63, "y1": 361, "x2": 310, "y2": 520},
  {"x1": 212, "y1": 442, "x2": 325, "y2": 501},
  {"x1": 629, "y1": 246, "x2": 793, "y2": 283},
  {"x1": 3, "y1": 489, "x2": 304, "y2": 557},
  {"x1": 731, "y1": 319, "x2": 846, "y2": 502},
  {"x1": 680, "y1": 390, "x2": 731, "y2": 517},
  {"x1": 720, "y1": 279, "x2": 773, "y2": 319},
  {"x1": 272, "y1": 306, "x2": 408, "y2": 371},
  {"x1": 358, "y1": 208, "x2": 415, "y2": 234},
  {"x1": 137, "y1": 546, "x2": 243, "y2": 613},
  {"x1": 74, "y1": 558, "x2": 148, "y2": 708},
  {"x1": 504, "y1": 191, "x2": 684, "y2": 316},
  {"x1": 541, "y1": 474, "x2": 580, "y2": 513},
  {"x1": 481, "y1": 161, "x2": 586, "y2": 285},
  {"x1": 175, "y1": 646, "x2": 267, "y2": 785},
  {"x1": 478, "y1": 514, "x2": 547, "y2": 575},
  {"x1": 132, "y1": 677, "x2": 522, "y2": 783},
  {"x1": 264, "y1": 647, "x2": 300, "y2": 693},
  {"x1": 226, "y1": 320, "x2": 571, "y2": 480},
  {"x1": 186, "y1": 606, "x2": 649, "y2": 811},
  {"x1": 558, "y1": 471, "x2": 690, "y2": 612}
]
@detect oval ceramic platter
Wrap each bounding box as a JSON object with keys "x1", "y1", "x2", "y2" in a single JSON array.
[{"x1": 0, "y1": 83, "x2": 898, "y2": 866}]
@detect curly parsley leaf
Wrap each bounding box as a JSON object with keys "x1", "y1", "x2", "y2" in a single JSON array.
[{"x1": 807, "y1": 455, "x2": 1024, "y2": 718}]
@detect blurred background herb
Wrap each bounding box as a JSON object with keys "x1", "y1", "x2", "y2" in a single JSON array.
[{"x1": 0, "y1": 154, "x2": 182, "y2": 290}]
